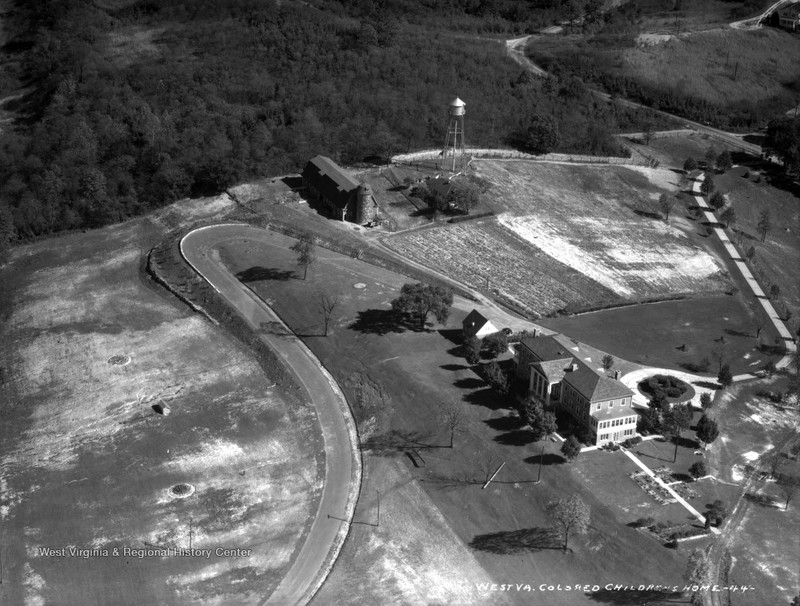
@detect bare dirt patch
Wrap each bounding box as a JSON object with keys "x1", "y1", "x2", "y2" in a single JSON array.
[{"x1": 0, "y1": 206, "x2": 321, "y2": 605}]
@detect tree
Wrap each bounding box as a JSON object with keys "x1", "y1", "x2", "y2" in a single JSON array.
[
  {"x1": 518, "y1": 398, "x2": 557, "y2": 440},
  {"x1": 746, "y1": 245, "x2": 757, "y2": 263},
  {"x1": 319, "y1": 292, "x2": 340, "y2": 337},
  {"x1": 663, "y1": 404, "x2": 693, "y2": 461},
  {"x1": 390, "y1": 282, "x2": 453, "y2": 330},
  {"x1": 754, "y1": 313, "x2": 767, "y2": 339},
  {"x1": 762, "y1": 449, "x2": 784, "y2": 480},
  {"x1": 717, "y1": 363, "x2": 733, "y2": 388},
  {"x1": 437, "y1": 400, "x2": 464, "y2": 449},
  {"x1": 757, "y1": 208, "x2": 771, "y2": 242},
  {"x1": 290, "y1": 232, "x2": 317, "y2": 280},
  {"x1": 715, "y1": 150, "x2": 732, "y2": 173},
  {"x1": 720, "y1": 206, "x2": 737, "y2": 229},
  {"x1": 658, "y1": 193, "x2": 676, "y2": 223},
  {"x1": 709, "y1": 190, "x2": 725, "y2": 211},
  {"x1": 700, "y1": 173, "x2": 715, "y2": 196},
  {"x1": 778, "y1": 475, "x2": 800, "y2": 510},
  {"x1": 696, "y1": 415, "x2": 720, "y2": 447},
  {"x1": 689, "y1": 460, "x2": 707, "y2": 480},
  {"x1": 683, "y1": 157, "x2": 697, "y2": 172},
  {"x1": 709, "y1": 499, "x2": 728, "y2": 525},
  {"x1": 546, "y1": 495, "x2": 590, "y2": 552},
  {"x1": 764, "y1": 116, "x2": 800, "y2": 175},
  {"x1": 483, "y1": 332, "x2": 508, "y2": 359},
  {"x1": 601, "y1": 354, "x2": 615, "y2": 373},
  {"x1": 448, "y1": 180, "x2": 481, "y2": 214},
  {"x1": 685, "y1": 547, "x2": 712, "y2": 605},
  {"x1": 704, "y1": 146, "x2": 718, "y2": 169},
  {"x1": 463, "y1": 336, "x2": 481, "y2": 365},
  {"x1": 770, "y1": 284, "x2": 781, "y2": 299},
  {"x1": 561, "y1": 435, "x2": 582, "y2": 462},
  {"x1": 700, "y1": 392, "x2": 713, "y2": 411},
  {"x1": 637, "y1": 406, "x2": 661, "y2": 434},
  {"x1": 763, "y1": 359, "x2": 777, "y2": 377},
  {"x1": 483, "y1": 361, "x2": 509, "y2": 395},
  {"x1": 524, "y1": 114, "x2": 560, "y2": 155}
]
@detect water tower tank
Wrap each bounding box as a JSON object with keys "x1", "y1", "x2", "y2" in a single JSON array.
[{"x1": 449, "y1": 97, "x2": 466, "y2": 116}]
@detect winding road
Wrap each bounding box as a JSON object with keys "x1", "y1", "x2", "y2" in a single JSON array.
[{"x1": 180, "y1": 224, "x2": 361, "y2": 606}]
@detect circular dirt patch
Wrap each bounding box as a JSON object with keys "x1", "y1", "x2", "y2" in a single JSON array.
[
  {"x1": 353, "y1": 283, "x2": 366, "y2": 289},
  {"x1": 168, "y1": 483, "x2": 196, "y2": 499},
  {"x1": 638, "y1": 374, "x2": 695, "y2": 404},
  {"x1": 107, "y1": 355, "x2": 131, "y2": 366}
]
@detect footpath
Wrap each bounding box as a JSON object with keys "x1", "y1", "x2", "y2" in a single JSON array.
[{"x1": 691, "y1": 175, "x2": 796, "y2": 376}]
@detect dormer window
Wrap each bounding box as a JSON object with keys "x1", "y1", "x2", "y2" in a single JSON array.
[{"x1": 609, "y1": 401, "x2": 614, "y2": 408}]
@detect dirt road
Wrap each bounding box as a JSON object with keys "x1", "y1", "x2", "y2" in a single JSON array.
[{"x1": 181, "y1": 224, "x2": 361, "y2": 606}]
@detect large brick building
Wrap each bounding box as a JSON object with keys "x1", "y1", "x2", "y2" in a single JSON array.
[
  {"x1": 301, "y1": 155, "x2": 379, "y2": 225},
  {"x1": 514, "y1": 335, "x2": 636, "y2": 446}
]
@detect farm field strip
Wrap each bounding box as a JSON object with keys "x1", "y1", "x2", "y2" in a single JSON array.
[
  {"x1": 382, "y1": 218, "x2": 620, "y2": 315},
  {"x1": 498, "y1": 213, "x2": 725, "y2": 298}
]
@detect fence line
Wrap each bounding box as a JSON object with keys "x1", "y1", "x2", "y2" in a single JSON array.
[{"x1": 391, "y1": 148, "x2": 651, "y2": 167}]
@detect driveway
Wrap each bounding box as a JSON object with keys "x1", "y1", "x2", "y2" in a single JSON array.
[{"x1": 181, "y1": 224, "x2": 361, "y2": 606}]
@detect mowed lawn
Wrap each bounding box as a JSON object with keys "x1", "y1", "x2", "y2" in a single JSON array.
[
  {"x1": 540, "y1": 294, "x2": 782, "y2": 376},
  {"x1": 218, "y1": 234, "x2": 690, "y2": 605},
  {"x1": 384, "y1": 160, "x2": 730, "y2": 317},
  {"x1": 0, "y1": 203, "x2": 321, "y2": 606}
]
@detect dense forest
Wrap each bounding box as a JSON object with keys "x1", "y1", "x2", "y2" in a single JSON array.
[{"x1": 0, "y1": 0, "x2": 658, "y2": 242}]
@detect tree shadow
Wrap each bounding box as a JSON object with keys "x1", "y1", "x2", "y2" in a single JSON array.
[
  {"x1": 588, "y1": 588, "x2": 684, "y2": 605},
  {"x1": 441, "y1": 363, "x2": 469, "y2": 371},
  {"x1": 744, "y1": 492, "x2": 780, "y2": 508},
  {"x1": 259, "y1": 321, "x2": 295, "y2": 337},
  {"x1": 282, "y1": 176, "x2": 304, "y2": 190},
  {"x1": 672, "y1": 472, "x2": 692, "y2": 483},
  {"x1": 454, "y1": 377, "x2": 486, "y2": 390},
  {"x1": 484, "y1": 415, "x2": 522, "y2": 432},
  {"x1": 462, "y1": 387, "x2": 509, "y2": 410},
  {"x1": 236, "y1": 266, "x2": 294, "y2": 282},
  {"x1": 360, "y1": 429, "x2": 438, "y2": 456},
  {"x1": 348, "y1": 308, "x2": 414, "y2": 335},
  {"x1": 524, "y1": 452, "x2": 565, "y2": 466},
  {"x1": 633, "y1": 209, "x2": 662, "y2": 220},
  {"x1": 494, "y1": 429, "x2": 536, "y2": 446},
  {"x1": 724, "y1": 328, "x2": 752, "y2": 338},
  {"x1": 468, "y1": 527, "x2": 561, "y2": 554}
]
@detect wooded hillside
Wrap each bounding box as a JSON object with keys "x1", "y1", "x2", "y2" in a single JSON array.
[{"x1": 0, "y1": 0, "x2": 655, "y2": 242}]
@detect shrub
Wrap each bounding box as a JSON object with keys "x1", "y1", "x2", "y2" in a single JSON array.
[
  {"x1": 700, "y1": 392, "x2": 712, "y2": 410},
  {"x1": 622, "y1": 436, "x2": 642, "y2": 448},
  {"x1": 689, "y1": 460, "x2": 707, "y2": 480},
  {"x1": 635, "y1": 516, "x2": 655, "y2": 528}
]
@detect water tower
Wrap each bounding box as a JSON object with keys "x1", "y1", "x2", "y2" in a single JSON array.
[{"x1": 442, "y1": 97, "x2": 466, "y2": 173}]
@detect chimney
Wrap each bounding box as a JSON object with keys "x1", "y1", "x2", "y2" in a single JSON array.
[
  {"x1": 614, "y1": 370, "x2": 621, "y2": 380},
  {"x1": 570, "y1": 363, "x2": 578, "y2": 372}
]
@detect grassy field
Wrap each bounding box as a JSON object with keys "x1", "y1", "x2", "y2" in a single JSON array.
[
  {"x1": 540, "y1": 295, "x2": 782, "y2": 376},
  {"x1": 632, "y1": 0, "x2": 773, "y2": 32},
  {"x1": 0, "y1": 199, "x2": 322, "y2": 605},
  {"x1": 621, "y1": 28, "x2": 800, "y2": 113},
  {"x1": 716, "y1": 164, "x2": 800, "y2": 322},
  {"x1": 217, "y1": 234, "x2": 697, "y2": 606},
  {"x1": 383, "y1": 160, "x2": 729, "y2": 317}
]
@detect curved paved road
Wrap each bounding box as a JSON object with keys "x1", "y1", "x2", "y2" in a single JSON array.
[{"x1": 180, "y1": 224, "x2": 361, "y2": 606}]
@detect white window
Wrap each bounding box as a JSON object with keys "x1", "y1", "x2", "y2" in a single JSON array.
[
  {"x1": 609, "y1": 401, "x2": 614, "y2": 408},
  {"x1": 596, "y1": 403, "x2": 600, "y2": 410},
  {"x1": 621, "y1": 399, "x2": 626, "y2": 406}
]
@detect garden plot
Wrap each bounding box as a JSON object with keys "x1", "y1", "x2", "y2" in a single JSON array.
[{"x1": 383, "y1": 219, "x2": 620, "y2": 315}]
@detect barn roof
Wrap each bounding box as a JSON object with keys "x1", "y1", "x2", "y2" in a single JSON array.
[
  {"x1": 462, "y1": 309, "x2": 489, "y2": 330},
  {"x1": 302, "y1": 155, "x2": 360, "y2": 209}
]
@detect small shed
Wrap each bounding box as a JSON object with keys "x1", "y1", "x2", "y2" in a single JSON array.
[{"x1": 462, "y1": 309, "x2": 498, "y2": 340}]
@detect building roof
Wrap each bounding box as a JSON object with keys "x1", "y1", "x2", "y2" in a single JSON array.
[
  {"x1": 462, "y1": 309, "x2": 489, "y2": 330},
  {"x1": 518, "y1": 336, "x2": 573, "y2": 361},
  {"x1": 591, "y1": 405, "x2": 638, "y2": 422},
  {"x1": 302, "y1": 156, "x2": 360, "y2": 209},
  {"x1": 520, "y1": 335, "x2": 633, "y2": 402},
  {"x1": 532, "y1": 359, "x2": 571, "y2": 384}
]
